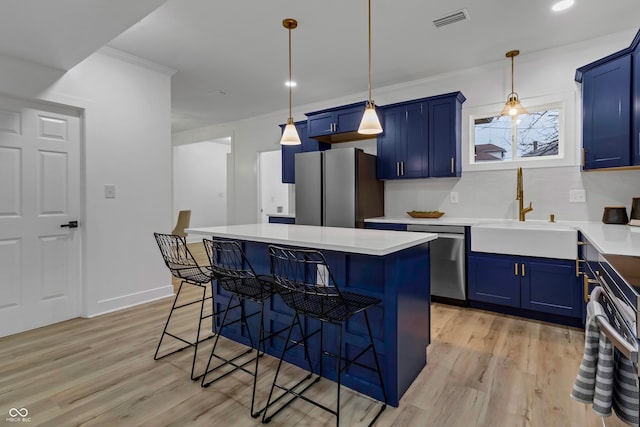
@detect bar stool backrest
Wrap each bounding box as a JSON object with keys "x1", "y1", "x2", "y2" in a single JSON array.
[
  {"x1": 268, "y1": 245, "x2": 347, "y2": 321},
  {"x1": 203, "y1": 238, "x2": 276, "y2": 302},
  {"x1": 154, "y1": 232, "x2": 209, "y2": 281}
]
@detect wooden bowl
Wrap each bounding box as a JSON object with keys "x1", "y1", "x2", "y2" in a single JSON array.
[{"x1": 407, "y1": 211, "x2": 445, "y2": 219}]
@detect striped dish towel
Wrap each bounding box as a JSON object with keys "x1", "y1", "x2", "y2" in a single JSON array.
[
  {"x1": 571, "y1": 300, "x2": 639, "y2": 426},
  {"x1": 571, "y1": 300, "x2": 614, "y2": 416},
  {"x1": 613, "y1": 350, "x2": 639, "y2": 426}
]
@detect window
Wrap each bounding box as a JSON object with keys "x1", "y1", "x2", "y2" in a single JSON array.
[
  {"x1": 464, "y1": 93, "x2": 576, "y2": 171},
  {"x1": 473, "y1": 106, "x2": 560, "y2": 163}
]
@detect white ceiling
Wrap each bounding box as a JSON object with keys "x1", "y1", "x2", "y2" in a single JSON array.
[{"x1": 1, "y1": 1, "x2": 639, "y2": 134}]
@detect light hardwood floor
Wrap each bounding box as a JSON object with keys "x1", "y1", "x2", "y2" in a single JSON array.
[{"x1": 1, "y1": 254, "x2": 628, "y2": 426}]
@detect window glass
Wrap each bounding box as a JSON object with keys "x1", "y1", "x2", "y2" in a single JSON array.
[{"x1": 473, "y1": 108, "x2": 560, "y2": 163}]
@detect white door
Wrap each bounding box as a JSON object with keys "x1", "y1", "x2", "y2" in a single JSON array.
[{"x1": 0, "y1": 97, "x2": 82, "y2": 337}]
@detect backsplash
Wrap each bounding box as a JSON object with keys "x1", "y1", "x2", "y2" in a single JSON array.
[{"x1": 384, "y1": 167, "x2": 640, "y2": 222}]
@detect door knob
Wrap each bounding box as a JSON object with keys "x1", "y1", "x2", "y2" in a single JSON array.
[{"x1": 60, "y1": 220, "x2": 79, "y2": 228}]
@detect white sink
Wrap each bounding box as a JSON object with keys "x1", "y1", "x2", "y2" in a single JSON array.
[{"x1": 471, "y1": 220, "x2": 577, "y2": 259}]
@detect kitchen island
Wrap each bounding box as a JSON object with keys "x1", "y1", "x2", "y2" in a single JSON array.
[{"x1": 186, "y1": 223, "x2": 436, "y2": 406}]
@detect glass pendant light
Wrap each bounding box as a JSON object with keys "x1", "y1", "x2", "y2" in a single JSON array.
[
  {"x1": 280, "y1": 18, "x2": 301, "y2": 145},
  {"x1": 358, "y1": 0, "x2": 383, "y2": 135},
  {"x1": 500, "y1": 50, "x2": 528, "y2": 117}
]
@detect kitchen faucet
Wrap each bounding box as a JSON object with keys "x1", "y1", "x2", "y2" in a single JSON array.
[{"x1": 516, "y1": 167, "x2": 533, "y2": 221}]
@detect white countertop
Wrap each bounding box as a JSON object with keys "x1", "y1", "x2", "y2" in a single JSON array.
[
  {"x1": 366, "y1": 216, "x2": 640, "y2": 257},
  {"x1": 186, "y1": 223, "x2": 436, "y2": 256},
  {"x1": 265, "y1": 213, "x2": 296, "y2": 218}
]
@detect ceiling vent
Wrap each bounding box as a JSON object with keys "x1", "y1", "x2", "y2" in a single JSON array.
[{"x1": 433, "y1": 9, "x2": 470, "y2": 28}]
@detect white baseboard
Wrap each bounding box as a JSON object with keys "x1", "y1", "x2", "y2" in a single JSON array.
[{"x1": 87, "y1": 285, "x2": 174, "y2": 318}]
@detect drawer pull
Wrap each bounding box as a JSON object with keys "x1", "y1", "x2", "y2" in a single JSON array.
[{"x1": 521, "y1": 263, "x2": 525, "y2": 277}]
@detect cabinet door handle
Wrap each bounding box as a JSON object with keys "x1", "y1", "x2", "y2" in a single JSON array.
[
  {"x1": 396, "y1": 162, "x2": 400, "y2": 176},
  {"x1": 583, "y1": 274, "x2": 590, "y2": 303},
  {"x1": 575, "y1": 258, "x2": 584, "y2": 277},
  {"x1": 514, "y1": 263, "x2": 519, "y2": 276},
  {"x1": 450, "y1": 157, "x2": 454, "y2": 174},
  {"x1": 521, "y1": 263, "x2": 525, "y2": 277},
  {"x1": 401, "y1": 161, "x2": 405, "y2": 176}
]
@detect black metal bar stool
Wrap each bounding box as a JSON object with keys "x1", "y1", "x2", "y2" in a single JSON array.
[
  {"x1": 153, "y1": 232, "x2": 217, "y2": 381},
  {"x1": 263, "y1": 245, "x2": 387, "y2": 426},
  {"x1": 201, "y1": 238, "x2": 303, "y2": 418}
]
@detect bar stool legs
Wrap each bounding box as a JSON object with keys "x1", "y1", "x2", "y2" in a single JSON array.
[
  {"x1": 261, "y1": 311, "x2": 387, "y2": 426},
  {"x1": 153, "y1": 279, "x2": 215, "y2": 381}
]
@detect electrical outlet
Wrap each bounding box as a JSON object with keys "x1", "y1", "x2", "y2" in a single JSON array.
[
  {"x1": 450, "y1": 192, "x2": 459, "y2": 204},
  {"x1": 104, "y1": 184, "x2": 116, "y2": 199},
  {"x1": 569, "y1": 189, "x2": 586, "y2": 203}
]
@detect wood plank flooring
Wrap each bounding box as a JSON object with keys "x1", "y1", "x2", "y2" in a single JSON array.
[{"x1": 1, "y1": 262, "x2": 628, "y2": 426}]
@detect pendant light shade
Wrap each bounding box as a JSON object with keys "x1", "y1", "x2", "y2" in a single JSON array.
[
  {"x1": 358, "y1": 0, "x2": 382, "y2": 135},
  {"x1": 280, "y1": 18, "x2": 301, "y2": 145},
  {"x1": 501, "y1": 50, "x2": 528, "y2": 117},
  {"x1": 281, "y1": 118, "x2": 300, "y2": 145}
]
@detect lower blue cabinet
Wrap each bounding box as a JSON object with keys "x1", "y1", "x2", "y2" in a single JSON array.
[
  {"x1": 468, "y1": 254, "x2": 520, "y2": 308},
  {"x1": 468, "y1": 253, "x2": 582, "y2": 318},
  {"x1": 364, "y1": 222, "x2": 407, "y2": 231}
]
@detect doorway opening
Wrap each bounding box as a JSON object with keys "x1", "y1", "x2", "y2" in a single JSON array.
[
  {"x1": 173, "y1": 137, "x2": 230, "y2": 239},
  {"x1": 258, "y1": 150, "x2": 290, "y2": 223}
]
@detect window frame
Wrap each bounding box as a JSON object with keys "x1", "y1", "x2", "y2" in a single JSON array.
[{"x1": 463, "y1": 92, "x2": 578, "y2": 172}]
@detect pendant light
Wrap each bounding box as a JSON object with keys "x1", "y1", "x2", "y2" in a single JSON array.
[
  {"x1": 357, "y1": 0, "x2": 383, "y2": 135},
  {"x1": 500, "y1": 50, "x2": 528, "y2": 117},
  {"x1": 280, "y1": 18, "x2": 301, "y2": 145}
]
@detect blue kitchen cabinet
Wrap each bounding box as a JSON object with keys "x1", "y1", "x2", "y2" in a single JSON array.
[
  {"x1": 268, "y1": 216, "x2": 295, "y2": 224},
  {"x1": 633, "y1": 39, "x2": 640, "y2": 166},
  {"x1": 468, "y1": 252, "x2": 582, "y2": 318},
  {"x1": 280, "y1": 120, "x2": 329, "y2": 184},
  {"x1": 468, "y1": 254, "x2": 521, "y2": 308},
  {"x1": 576, "y1": 28, "x2": 640, "y2": 170},
  {"x1": 376, "y1": 92, "x2": 465, "y2": 180},
  {"x1": 364, "y1": 222, "x2": 408, "y2": 231},
  {"x1": 377, "y1": 101, "x2": 427, "y2": 179},
  {"x1": 306, "y1": 102, "x2": 368, "y2": 143},
  {"x1": 428, "y1": 93, "x2": 465, "y2": 177},
  {"x1": 520, "y1": 258, "x2": 582, "y2": 318},
  {"x1": 581, "y1": 55, "x2": 631, "y2": 169}
]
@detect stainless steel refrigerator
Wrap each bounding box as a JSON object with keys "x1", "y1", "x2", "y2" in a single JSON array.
[{"x1": 295, "y1": 147, "x2": 384, "y2": 228}]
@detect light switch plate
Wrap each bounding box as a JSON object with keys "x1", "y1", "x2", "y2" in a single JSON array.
[
  {"x1": 105, "y1": 184, "x2": 116, "y2": 199},
  {"x1": 450, "y1": 192, "x2": 459, "y2": 204}
]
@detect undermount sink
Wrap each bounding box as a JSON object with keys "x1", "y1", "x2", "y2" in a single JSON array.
[{"x1": 471, "y1": 220, "x2": 577, "y2": 259}]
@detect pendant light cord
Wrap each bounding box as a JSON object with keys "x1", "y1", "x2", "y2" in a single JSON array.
[
  {"x1": 367, "y1": 0, "x2": 372, "y2": 104},
  {"x1": 511, "y1": 55, "x2": 515, "y2": 95},
  {"x1": 288, "y1": 25, "x2": 293, "y2": 120}
]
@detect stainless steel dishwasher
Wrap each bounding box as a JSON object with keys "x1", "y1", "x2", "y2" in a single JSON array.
[{"x1": 407, "y1": 224, "x2": 467, "y2": 305}]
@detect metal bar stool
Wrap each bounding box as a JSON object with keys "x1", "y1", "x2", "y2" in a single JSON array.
[
  {"x1": 201, "y1": 238, "x2": 307, "y2": 418},
  {"x1": 263, "y1": 245, "x2": 387, "y2": 426},
  {"x1": 153, "y1": 232, "x2": 217, "y2": 381}
]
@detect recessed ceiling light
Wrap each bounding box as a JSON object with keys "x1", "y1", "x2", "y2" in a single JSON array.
[
  {"x1": 551, "y1": 0, "x2": 575, "y2": 12},
  {"x1": 285, "y1": 80, "x2": 297, "y2": 87}
]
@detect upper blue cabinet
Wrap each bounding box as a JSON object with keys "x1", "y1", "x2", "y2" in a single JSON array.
[
  {"x1": 576, "y1": 28, "x2": 640, "y2": 170},
  {"x1": 376, "y1": 92, "x2": 465, "y2": 180},
  {"x1": 280, "y1": 121, "x2": 329, "y2": 184},
  {"x1": 306, "y1": 101, "x2": 374, "y2": 143}
]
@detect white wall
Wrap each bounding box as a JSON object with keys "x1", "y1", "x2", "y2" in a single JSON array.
[
  {"x1": 259, "y1": 150, "x2": 289, "y2": 222},
  {"x1": 173, "y1": 139, "x2": 230, "y2": 231},
  {"x1": 28, "y1": 50, "x2": 174, "y2": 316},
  {"x1": 173, "y1": 29, "x2": 640, "y2": 225}
]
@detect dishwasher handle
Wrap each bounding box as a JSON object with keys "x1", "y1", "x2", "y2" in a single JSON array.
[{"x1": 434, "y1": 233, "x2": 465, "y2": 239}]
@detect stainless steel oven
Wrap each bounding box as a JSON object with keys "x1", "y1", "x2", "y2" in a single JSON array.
[{"x1": 407, "y1": 224, "x2": 467, "y2": 305}]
